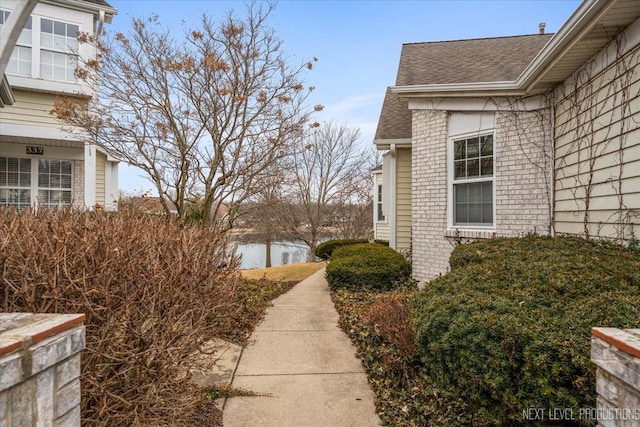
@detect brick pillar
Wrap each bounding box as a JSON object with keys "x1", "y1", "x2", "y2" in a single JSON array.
[
  {"x1": 0, "y1": 313, "x2": 85, "y2": 426},
  {"x1": 591, "y1": 327, "x2": 640, "y2": 427}
]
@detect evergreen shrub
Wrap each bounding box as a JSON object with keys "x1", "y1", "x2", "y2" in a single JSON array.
[
  {"x1": 314, "y1": 238, "x2": 368, "y2": 260},
  {"x1": 412, "y1": 236, "x2": 640, "y2": 426},
  {"x1": 326, "y1": 243, "x2": 410, "y2": 291}
]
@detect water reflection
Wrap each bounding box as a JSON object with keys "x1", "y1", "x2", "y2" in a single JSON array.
[{"x1": 234, "y1": 240, "x2": 313, "y2": 269}]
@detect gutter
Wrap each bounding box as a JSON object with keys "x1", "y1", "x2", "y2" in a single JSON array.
[{"x1": 389, "y1": 144, "x2": 397, "y2": 250}]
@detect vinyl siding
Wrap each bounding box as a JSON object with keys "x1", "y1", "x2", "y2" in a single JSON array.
[
  {"x1": 95, "y1": 151, "x2": 106, "y2": 207},
  {"x1": 0, "y1": 90, "x2": 60, "y2": 127},
  {"x1": 396, "y1": 148, "x2": 412, "y2": 252},
  {"x1": 554, "y1": 43, "x2": 640, "y2": 241}
]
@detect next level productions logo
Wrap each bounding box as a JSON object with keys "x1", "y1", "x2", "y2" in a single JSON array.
[{"x1": 523, "y1": 407, "x2": 640, "y2": 422}]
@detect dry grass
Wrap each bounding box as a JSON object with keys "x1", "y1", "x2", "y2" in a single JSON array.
[{"x1": 241, "y1": 261, "x2": 326, "y2": 282}]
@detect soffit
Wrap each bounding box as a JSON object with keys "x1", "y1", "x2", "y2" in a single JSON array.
[{"x1": 529, "y1": 0, "x2": 640, "y2": 92}]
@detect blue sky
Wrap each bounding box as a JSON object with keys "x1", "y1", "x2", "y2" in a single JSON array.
[{"x1": 107, "y1": 0, "x2": 581, "y2": 194}]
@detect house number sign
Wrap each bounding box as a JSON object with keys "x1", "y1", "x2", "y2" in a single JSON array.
[{"x1": 26, "y1": 146, "x2": 44, "y2": 155}]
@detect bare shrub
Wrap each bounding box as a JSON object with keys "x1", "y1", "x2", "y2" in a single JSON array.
[
  {"x1": 363, "y1": 294, "x2": 418, "y2": 361},
  {"x1": 0, "y1": 208, "x2": 241, "y2": 426}
]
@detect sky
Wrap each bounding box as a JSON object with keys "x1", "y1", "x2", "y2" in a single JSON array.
[{"x1": 107, "y1": 0, "x2": 582, "y2": 194}]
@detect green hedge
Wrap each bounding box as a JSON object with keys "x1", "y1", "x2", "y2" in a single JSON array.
[
  {"x1": 412, "y1": 236, "x2": 640, "y2": 426},
  {"x1": 314, "y1": 238, "x2": 368, "y2": 260},
  {"x1": 326, "y1": 243, "x2": 410, "y2": 291}
]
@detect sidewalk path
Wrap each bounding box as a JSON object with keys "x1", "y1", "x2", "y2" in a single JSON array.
[{"x1": 223, "y1": 268, "x2": 381, "y2": 426}]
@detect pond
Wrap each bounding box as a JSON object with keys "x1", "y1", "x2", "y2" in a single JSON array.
[{"x1": 234, "y1": 240, "x2": 314, "y2": 269}]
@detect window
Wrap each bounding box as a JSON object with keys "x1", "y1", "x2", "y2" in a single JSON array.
[
  {"x1": 0, "y1": 157, "x2": 73, "y2": 210},
  {"x1": 38, "y1": 159, "x2": 73, "y2": 208},
  {"x1": 0, "y1": 11, "x2": 32, "y2": 76},
  {"x1": 377, "y1": 184, "x2": 385, "y2": 222},
  {"x1": 0, "y1": 157, "x2": 31, "y2": 210},
  {"x1": 0, "y1": 10, "x2": 80, "y2": 82},
  {"x1": 452, "y1": 134, "x2": 494, "y2": 226},
  {"x1": 40, "y1": 18, "x2": 78, "y2": 82}
]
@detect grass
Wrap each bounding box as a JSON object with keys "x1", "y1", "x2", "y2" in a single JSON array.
[{"x1": 241, "y1": 261, "x2": 326, "y2": 282}]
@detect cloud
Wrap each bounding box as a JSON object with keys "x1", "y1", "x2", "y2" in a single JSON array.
[{"x1": 322, "y1": 92, "x2": 384, "y2": 118}]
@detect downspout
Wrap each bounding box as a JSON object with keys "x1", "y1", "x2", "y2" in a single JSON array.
[
  {"x1": 95, "y1": 10, "x2": 105, "y2": 37},
  {"x1": 389, "y1": 143, "x2": 397, "y2": 249},
  {"x1": 549, "y1": 100, "x2": 556, "y2": 237}
]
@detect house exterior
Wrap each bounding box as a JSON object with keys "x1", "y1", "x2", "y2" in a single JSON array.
[
  {"x1": 375, "y1": 0, "x2": 640, "y2": 282},
  {"x1": 0, "y1": 0, "x2": 118, "y2": 211}
]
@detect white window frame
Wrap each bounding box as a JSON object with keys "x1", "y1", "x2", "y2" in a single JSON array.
[
  {"x1": 376, "y1": 183, "x2": 386, "y2": 223},
  {"x1": 447, "y1": 131, "x2": 496, "y2": 230},
  {"x1": 0, "y1": 10, "x2": 32, "y2": 77},
  {"x1": 0, "y1": 156, "x2": 74, "y2": 210},
  {"x1": 0, "y1": 8, "x2": 80, "y2": 83}
]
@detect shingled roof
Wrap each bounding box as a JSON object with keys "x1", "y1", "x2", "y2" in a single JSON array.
[{"x1": 375, "y1": 34, "x2": 553, "y2": 141}]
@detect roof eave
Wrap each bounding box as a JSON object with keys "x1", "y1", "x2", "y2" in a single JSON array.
[
  {"x1": 373, "y1": 138, "x2": 412, "y2": 150},
  {"x1": 41, "y1": 0, "x2": 118, "y2": 22}
]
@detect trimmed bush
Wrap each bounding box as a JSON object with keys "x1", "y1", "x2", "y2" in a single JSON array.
[
  {"x1": 326, "y1": 243, "x2": 409, "y2": 291},
  {"x1": 412, "y1": 236, "x2": 640, "y2": 426},
  {"x1": 374, "y1": 239, "x2": 390, "y2": 246},
  {"x1": 314, "y1": 238, "x2": 368, "y2": 260}
]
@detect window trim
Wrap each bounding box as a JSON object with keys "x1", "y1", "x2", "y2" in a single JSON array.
[
  {"x1": 447, "y1": 131, "x2": 496, "y2": 230},
  {"x1": 0, "y1": 8, "x2": 81, "y2": 83},
  {"x1": 376, "y1": 183, "x2": 386, "y2": 223}
]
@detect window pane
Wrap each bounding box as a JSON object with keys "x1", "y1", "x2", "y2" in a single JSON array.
[
  {"x1": 67, "y1": 24, "x2": 78, "y2": 38},
  {"x1": 42, "y1": 18, "x2": 52, "y2": 33},
  {"x1": 467, "y1": 138, "x2": 479, "y2": 158},
  {"x1": 483, "y1": 203, "x2": 493, "y2": 223},
  {"x1": 481, "y1": 135, "x2": 493, "y2": 156},
  {"x1": 468, "y1": 183, "x2": 482, "y2": 203},
  {"x1": 54, "y1": 21, "x2": 65, "y2": 36},
  {"x1": 39, "y1": 173, "x2": 50, "y2": 187},
  {"x1": 454, "y1": 160, "x2": 465, "y2": 179},
  {"x1": 454, "y1": 140, "x2": 466, "y2": 160},
  {"x1": 41, "y1": 32, "x2": 54, "y2": 49},
  {"x1": 17, "y1": 27, "x2": 31, "y2": 45},
  {"x1": 61, "y1": 161, "x2": 72, "y2": 175},
  {"x1": 481, "y1": 182, "x2": 492, "y2": 202},
  {"x1": 468, "y1": 203, "x2": 482, "y2": 223},
  {"x1": 481, "y1": 158, "x2": 493, "y2": 177},
  {"x1": 467, "y1": 159, "x2": 479, "y2": 178}
]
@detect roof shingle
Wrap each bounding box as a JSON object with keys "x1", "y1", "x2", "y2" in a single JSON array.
[
  {"x1": 375, "y1": 34, "x2": 553, "y2": 141},
  {"x1": 396, "y1": 34, "x2": 552, "y2": 86}
]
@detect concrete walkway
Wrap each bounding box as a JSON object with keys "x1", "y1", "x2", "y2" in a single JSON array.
[{"x1": 223, "y1": 268, "x2": 381, "y2": 427}]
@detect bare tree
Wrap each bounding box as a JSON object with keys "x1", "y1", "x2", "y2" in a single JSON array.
[
  {"x1": 332, "y1": 145, "x2": 380, "y2": 239},
  {"x1": 277, "y1": 121, "x2": 367, "y2": 256},
  {"x1": 52, "y1": 2, "x2": 317, "y2": 225}
]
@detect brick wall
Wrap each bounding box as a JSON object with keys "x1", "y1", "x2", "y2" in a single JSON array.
[
  {"x1": 0, "y1": 313, "x2": 85, "y2": 426},
  {"x1": 73, "y1": 160, "x2": 84, "y2": 208},
  {"x1": 494, "y1": 109, "x2": 553, "y2": 236},
  {"x1": 591, "y1": 328, "x2": 640, "y2": 426},
  {"x1": 411, "y1": 108, "x2": 553, "y2": 283},
  {"x1": 411, "y1": 110, "x2": 452, "y2": 281}
]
